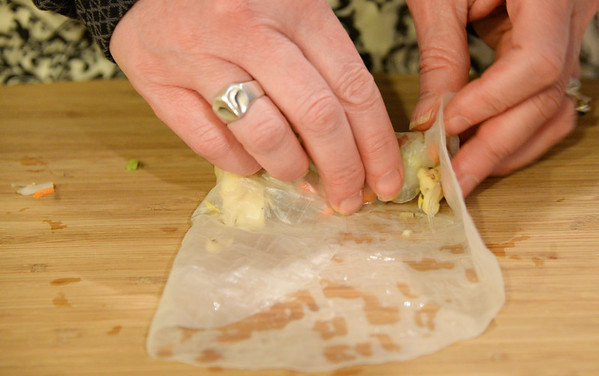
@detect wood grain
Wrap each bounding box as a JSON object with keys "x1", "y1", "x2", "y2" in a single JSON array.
[{"x1": 1, "y1": 76, "x2": 598, "y2": 376}]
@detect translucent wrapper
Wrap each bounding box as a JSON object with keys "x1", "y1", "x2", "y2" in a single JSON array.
[{"x1": 146, "y1": 108, "x2": 504, "y2": 371}]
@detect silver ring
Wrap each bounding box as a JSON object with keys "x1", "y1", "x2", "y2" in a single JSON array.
[
  {"x1": 566, "y1": 77, "x2": 591, "y2": 115},
  {"x1": 212, "y1": 80, "x2": 265, "y2": 123}
]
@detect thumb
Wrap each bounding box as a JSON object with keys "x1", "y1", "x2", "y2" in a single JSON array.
[{"x1": 406, "y1": 0, "x2": 471, "y2": 130}]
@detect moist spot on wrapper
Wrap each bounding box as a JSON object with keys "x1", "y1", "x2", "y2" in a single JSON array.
[
  {"x1": 396, "y1": 283, "x2": 419, "y2": 298},
  {"x1": 465, "y1": 268, "x2": 479, "y2": 283},
  {"x1": 313, "y1": 317, "x2": 348, "y2": 340},
  {"x1": 197, "y1": 349, "x2": 223, "y2": 363},
  {"x1": 178, "y1": 326, "x2": 202, "y2": 343},
  {"x1": 440, "y1": 243, "x2": 465, "y2": 254},
  {"x1": 322, "y1": 281, "x2": 400, "y2": 325},
  {"x1": 405, "y1": 258, "x2": 455, "y2": 272},
  {"x1": 323, "y1": 345, "x2": 357, "y2": 363},
  {"x1": 414, "y1": 304, "x2": 441, "y2": 331},
  {"x1": 354, "y1": 342, "x2": 373, "y2": 357},
  {"x1": 216, "y1": 290, "x2": 318, "y2": 343},
  {"x1": 337, "y1": 232, "x2": 375, "y2": 245},
  {"x1": 371, "y1": 333, "x2": 401, "y2": 352}
]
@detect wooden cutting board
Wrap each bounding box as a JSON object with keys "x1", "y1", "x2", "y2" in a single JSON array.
[{"x1": 1, "y1": 76, "x2": 598, "y2": 376}]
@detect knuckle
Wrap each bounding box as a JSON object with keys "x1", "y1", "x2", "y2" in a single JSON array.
[
  {"x1": 492, "y1": 163, "x2": 517, "y2": 177},
  {"x1": 418, "y1": 44, "x2": 469, "y2": 76},
  {"x1": 195, "y1": 127, "x2": 233, "y2": 161},
  {"x1": 530, "y1": 52, "x2": 564, "y2": 86},
  {"x1": 475, "y1": 127, "x2": 512, "y2": 167},
  {"x1": 529, "y1": 83, "x2": 563, "y2": 121},
  {"x1": 477, "y1": 84, "x2": 513, "y2": 114},
  {"x1": 243, "y1": 116, "x2": 287, "y2": 152},
  {"x1": 335, "y1": 63, "x2": 380, "y2": 109},
  {"x1": 324, "y1": 163, "x2": 365, "y2": 191},
  {"x1": 297, "y1": 91, "x2": 343, "y2": 136},
  {"x1": 362, "y1": 132, "x2": 398, "y2": 160},
  {"x1": 213, "y1": 0, "x2": 252, "y2": 18}
]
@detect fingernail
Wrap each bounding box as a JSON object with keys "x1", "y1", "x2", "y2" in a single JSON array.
[
  {"x1": 458, "y1": 174, "x2": 480, "y2": 196},
  {"x1": 445, "y1": 116, "x2": 472, "y2": 134},
  {"x1": 375, "y1": 168, "x2": 402, "y2": 201},
  {"x1": 409, "y1": 93, "x2": 437, "y2": 130},
  {"x1": 336, "y1": 190, "x2": 363, "y2": 215}
]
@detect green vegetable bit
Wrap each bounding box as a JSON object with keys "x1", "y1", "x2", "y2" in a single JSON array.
[{"x1": 126, "y1": 159, "x2": 140, "y2": 172}]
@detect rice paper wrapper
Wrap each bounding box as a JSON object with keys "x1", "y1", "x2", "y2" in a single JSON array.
[{"x1": 146, "y1": 107, "x2": 505, "y2": 371}]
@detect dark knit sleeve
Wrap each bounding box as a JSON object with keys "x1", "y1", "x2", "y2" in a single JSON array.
[{"x1": 33, "y1": 0, "x2": 138, "y2": 62}]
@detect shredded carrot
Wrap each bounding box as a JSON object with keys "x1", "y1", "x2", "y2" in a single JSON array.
[
  {"x1": 319, "y1": 207, "x2": 334, "y2": 216},
  {"x1": 362, "y1": 185, "x2": 377, "y2": 204},
  {"x1": 33, "y1": 186, "x2": 55, "y2": 199},
  {"x1": 427, "y1": 144, "x2": 439, "y2": 163},
  {"x1": 297, "y1": 180, "x2": 317, "y2": 194}
]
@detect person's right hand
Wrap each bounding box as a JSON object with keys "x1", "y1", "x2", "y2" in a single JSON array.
[{"x1": 109, "y1": 0, "x2": 403, "y2": 214}]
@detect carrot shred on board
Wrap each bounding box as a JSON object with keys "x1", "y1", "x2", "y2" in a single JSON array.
[{"x1": 33, "y1": 186, "x2": 55, "y2": 199}]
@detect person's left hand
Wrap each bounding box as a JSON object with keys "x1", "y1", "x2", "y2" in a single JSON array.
[{"x1": 406, "y1": 0, "x2": 599, "y2": 196}]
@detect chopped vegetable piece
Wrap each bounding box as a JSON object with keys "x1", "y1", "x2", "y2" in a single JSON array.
[
  {"x1": 417, "y1": 166, "x2": 443, "y2": 217},
  {"x1": 126, "y1": 159, "x2": 140, "y2": 172},
  {"x1": 33, "y1": 186, "x2": 55, "y2": 199},
  {"x1": 204, "y1": 201, "x2": 221, "y2": 213},
  {"x1": 15, "y1": 182, "x2": 54, "y2": 196}
]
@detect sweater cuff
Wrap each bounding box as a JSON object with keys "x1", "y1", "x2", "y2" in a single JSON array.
[
  {"x1": 33, "y1": 0, "x2": 138, "y2": 62},
  {"x1": 73, "y1": 0, "x2": 139, "y2": 62}
]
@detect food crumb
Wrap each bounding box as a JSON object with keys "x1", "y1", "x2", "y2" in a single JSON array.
[
  {"x1": 14, "y1": 182, "x2": 54, "y2": 198},
  {"x1": 126, "y1": 159, "x2": 141, "y2": 172},
  {"x1": 398, "y1": 212, "x2": 415, "y2": 219}
]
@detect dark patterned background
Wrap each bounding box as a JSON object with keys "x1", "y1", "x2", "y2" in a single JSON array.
[{"x1": 1, "y1": 0, "x2": 598, "y2": 85}]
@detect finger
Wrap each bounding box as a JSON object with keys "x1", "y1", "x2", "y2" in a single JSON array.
[
  {"x1": 140, "y1": 83, "x2": 261, "y2": 175},
  {"x1": 405, "y1": 0, "x2": 471, "y2": 130},
  {"x1": 444, "y1": 0, "x2": 572, "y2": 135},
  {"x1": 284, "y1": 1, "x2": 404, "y2": 201},
  {"x1": 237, "y1": 32, "x2": 367, "y2": 214},
  {"x1": 227, "y1": 96, "x2": 310, "y2": 181},
  {"x1": 451, "y1": 76, "x2": 569, "y2": 196},
  {"x1": 191, "y1": 61, "x2": 310, "y2": 182},
  {"x1": 492, "y1": 60, "x2": 582, "y2": 176},
  {"x1": 492, "y1": 97, "x2": 576, "y2": 176}
]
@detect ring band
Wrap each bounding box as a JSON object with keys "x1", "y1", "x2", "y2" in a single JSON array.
[
  {"x1": 566, "y1": 77, "x2": 591, "y2": 115},
  {"x1": 212, "y1": 80, "x2": 265, "y2": 123}
]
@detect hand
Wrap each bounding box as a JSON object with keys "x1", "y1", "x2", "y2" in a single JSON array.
[
  {"x1": 109, "y1": 0, "x2": 403, "y2": 214},
  {"x1": 407, "y1": 0, "x2": 599, "y2": 195}
]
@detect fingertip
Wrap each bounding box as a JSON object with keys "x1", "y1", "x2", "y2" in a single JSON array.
[
  {"x1": 215, "y1": 153, "x2": 262, "y2": 177},
  {"x1": 373, "y1": 167, "x2": 403, "y2": 201},
  {"x1": 334, "y1": 189, "x2": 364, "y2": 215},
  {"x1": 409, "y1": 92, "x2": 439, "y2": 130}
]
